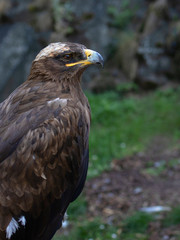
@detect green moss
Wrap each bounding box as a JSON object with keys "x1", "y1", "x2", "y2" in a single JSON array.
[{"x1": 107, "y1": 0, "x2": 135, "y2": 29}]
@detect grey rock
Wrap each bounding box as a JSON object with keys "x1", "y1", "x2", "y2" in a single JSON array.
[
  {"x1": 135, "y1": 12, "x2": 171, "y2": 88},
  {"x1": 7, "y1": 0, "x2": 31, "y2": 15},
  {"x1": 70, "y1": 0, "x2": 116, "y2": 58},
  {"x1": 0, "y1": 0, "x2": 10, "y2": 16},
  {"x1": 69, "y1": 0, "x2": 148, "y2": 60},
  {"x1": 0, "y1": 23, "x2": 41, "y2": 101}
]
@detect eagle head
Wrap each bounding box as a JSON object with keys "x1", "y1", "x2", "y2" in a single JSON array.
[{"x1": 31, "y1": 42, "x2": 104, "y2": 81}]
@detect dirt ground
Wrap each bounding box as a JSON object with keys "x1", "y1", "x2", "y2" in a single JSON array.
[{"x1": 85, "y1": 137, "x2": 180, "y2": 239}]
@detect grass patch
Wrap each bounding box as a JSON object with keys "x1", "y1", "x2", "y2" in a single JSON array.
[
  {"x1": 54, "y1": 219, "x2": 119, "y2": 240},
  {"x1": 120, "y1": 233, "x2": 148, "y2": 240},
  {"x1": 54, "y1": 205, "x2": 180, "y2": 240},
  {"x1": 163, "y1": 206, "x2": 180, "y2": 227},
  {"x1": 122, "y1": 212, "x2": 154, "y2": 234},
  {"x1": 143, "y1": 158, "x2": 180, "y2": 176},
  {"x1": 87, "y1": 88, "x2": 180, "y2": 177},
  {"x1": 53, "y1": 212, "x2": 153, "y2": 240},
  {"x1": 66, "y1": 195, "x2": 87, "y2": 221},
  {"x1": 143, "y1": 166, "x2": 166, "y2": 176}
]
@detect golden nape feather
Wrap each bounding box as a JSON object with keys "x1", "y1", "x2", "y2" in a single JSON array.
[{"x1": 0, "y1": 42, "x2": 103, "y2": 240}]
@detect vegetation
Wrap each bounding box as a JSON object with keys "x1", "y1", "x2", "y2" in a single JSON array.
[
  {"x1": 120, "y1": 212, "x2": 154, "y2": 240},
  {"x1": 54, "y1": 207, "x2": 180, "y2": 240},
  {"x1": 163, "y1": 206, "x2": 180, "y2": 227},
  {"x1": 88, "y1": 87, "x2": 180, "y2": 177},
  {"x1": 54, "y1": 86, "x2": 180, "y2": 240},
  {"x1": 57, "y1": 219, "x2": 119, "y2": 240},
  {"x1": 107, "y1": 0, "x2": 135, "y2": 29},
  {"x1": 143, "y1": 158, "x2": 180, "y2": 176}
]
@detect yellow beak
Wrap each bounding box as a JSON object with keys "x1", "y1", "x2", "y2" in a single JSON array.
[{"x1": 66, "y1": 49, "x2": 104, "y2": 67}]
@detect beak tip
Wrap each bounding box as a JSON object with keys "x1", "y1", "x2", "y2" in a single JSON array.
[
  {"x1": 100, "y1": 59, "x2": 104, "y2": 68},
  {"x1": 96, "y1": 52, "x2": 104, "y2": 68},
  {"x1": 97, "y1": 61, "x2": 104, "y2": 68}
]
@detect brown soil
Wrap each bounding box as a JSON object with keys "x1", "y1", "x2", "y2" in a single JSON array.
[{"x1": 85, "y1": 137, "x2": 180, "y2": 239}]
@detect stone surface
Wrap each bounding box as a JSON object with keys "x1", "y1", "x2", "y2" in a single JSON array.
[
  {"x1": 34, "y1": 11, "x2": 53, "y2": 31},
  {"x1": 0, "y1": 23, "x2": 41, "y2": 101},
  {"x1": 135, "y1": 0, "x2": 172, "y2": 88},
  {"x1": 0, "y1": 0, "x2": 10, "y2": 16},
  {"x1": 1, "y1": 0, "x2": 180, "y2": 95},
  {"x1": 66, "y1": 0, "x2": 119, "y2": 59}
]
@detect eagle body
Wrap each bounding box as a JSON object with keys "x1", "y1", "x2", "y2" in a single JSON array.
[{"x1": 0, "y1": 42, "x2": 103, "y2": 240}]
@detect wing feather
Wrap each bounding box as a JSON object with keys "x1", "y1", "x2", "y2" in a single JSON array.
[
  {"x1": 0, "y1": 97, "x2": 89, "y2": 233},
  {"x1": 0, "y1": 80, "x2": 90, "y2": 239}
]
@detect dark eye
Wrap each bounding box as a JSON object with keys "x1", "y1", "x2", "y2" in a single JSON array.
[{"x1": 64, "y1": 54, "x2": 73, "y2": 60}]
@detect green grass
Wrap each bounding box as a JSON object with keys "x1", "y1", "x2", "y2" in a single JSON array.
[
  {"x1": 66, "y1": 195, "x2": 87, "y2": 221},
  {"x1": 54, "y1": 206, "x2": 180, "y2": 240},
  {"x1": 122, "y1": 212, "x2": 154, "y2": 234},
  {"x1": 119, "y1": 212, "x2": 154, "y2": 240},
  {"x1": 54, "y1": 219, "x2": 119, "y2": 240},
  {"x1": 53, "y1": 212, "x2": 153, "y2": 240},
  {"x1": 143, "y1": 165, "x2": 166, "y2": 176},
  {"x1": 88, "y1": 88, "x2": 180, "y2": 177},
  {"x1": 143, "y1": 158, "x2": 180, "y2": 176},
  {"x1": 163, "y1": 206, "x2": 180, "y2": 227}
]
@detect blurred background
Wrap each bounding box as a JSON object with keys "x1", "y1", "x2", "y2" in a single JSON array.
[{"x1": 1, "y1": 0, "x2": 180, "y2": 239}]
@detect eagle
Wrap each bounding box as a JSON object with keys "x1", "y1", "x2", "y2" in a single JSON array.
[{"x1": 0, "y1": 42, "x2": 104, "y2": 240}]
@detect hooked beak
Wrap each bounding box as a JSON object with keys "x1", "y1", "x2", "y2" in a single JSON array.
[
  {"x1": 83, "y1": 49, "x2": 104, "y2": 67},
  {"x1": 66, "y1": 49, "x2": 104, "y2": 67}
]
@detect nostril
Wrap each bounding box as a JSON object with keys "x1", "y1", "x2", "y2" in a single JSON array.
[{"x1": 88, "y1": 54, "x2": 91, "y2": 57}]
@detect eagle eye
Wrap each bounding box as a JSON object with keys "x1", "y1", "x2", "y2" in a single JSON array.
[{"x1": 64, "y1": 54, "x2": 73, "y2": 60}]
